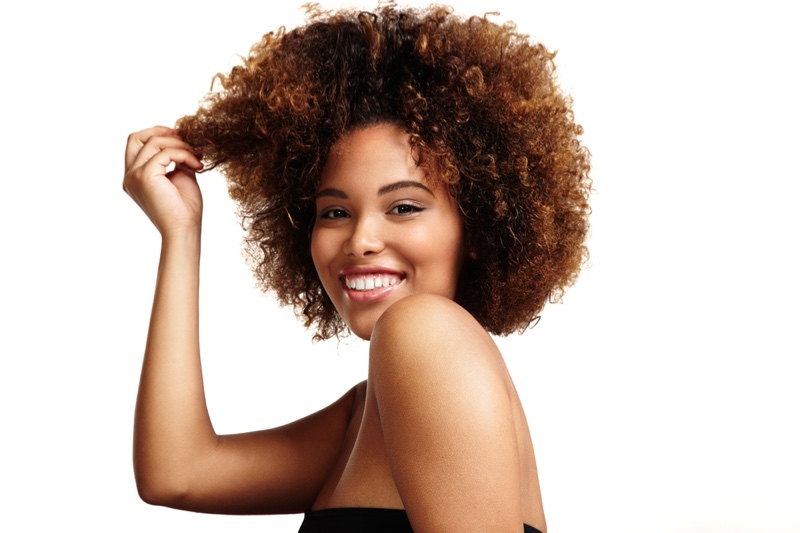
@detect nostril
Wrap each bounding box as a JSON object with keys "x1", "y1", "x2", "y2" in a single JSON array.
[{"x1": 342, "y1": 221, "x2": 384, "y2": 257}]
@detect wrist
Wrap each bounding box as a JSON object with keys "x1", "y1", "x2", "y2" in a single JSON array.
[{"x1": 161, "y1": 225, "x2": 202, "y2": 251}]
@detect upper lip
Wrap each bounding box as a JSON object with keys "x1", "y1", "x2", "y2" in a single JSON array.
[{"x1": 339, "y1": 265, "x2": 405, "y2": 279}]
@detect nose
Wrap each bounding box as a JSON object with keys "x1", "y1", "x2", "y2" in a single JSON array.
[{"x1": 343, "y1": 215, "x2": 384, "y2": 257}]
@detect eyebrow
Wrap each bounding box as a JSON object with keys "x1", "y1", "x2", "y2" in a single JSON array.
[
  {"x1": 316, "y1": 180, "x2": 434, "y2": 200},
  {"x1": 315, "y1": 187, "x2": 348, "y2": 199},
  {"x1": 378, "y1": 180, "x2": 434, "y2": 196}
]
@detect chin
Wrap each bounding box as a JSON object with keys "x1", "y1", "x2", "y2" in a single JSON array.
[
  {"x1": 347, "y1": 317, "x2": 379, "y2": 341},
  {"x1": 342, "y1": 305, "x2": 389, "y2": 341}
]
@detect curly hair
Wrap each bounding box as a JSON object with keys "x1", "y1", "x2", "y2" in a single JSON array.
[{"x1": 176, "y1": 4, "x2": 591, "y2": 341}]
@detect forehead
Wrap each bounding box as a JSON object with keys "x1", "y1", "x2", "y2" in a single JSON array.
[
  {"x1": 328, "y1": 122, "x2": 408, "y2": 154},
  {"x1": 319, "y1": 123, "x2": 437, "y2": 190}
]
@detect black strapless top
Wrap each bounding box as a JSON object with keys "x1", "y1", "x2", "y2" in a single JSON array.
[{"x1": 298, "y1": 507, "x2": 543, "y2": 533}]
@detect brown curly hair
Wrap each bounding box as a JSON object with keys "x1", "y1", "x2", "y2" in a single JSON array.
[{"x1": 176, "y1": 4, "x2": 591, "y2": 341}]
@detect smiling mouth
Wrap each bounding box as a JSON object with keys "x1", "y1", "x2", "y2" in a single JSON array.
[{"x1": 344, "y1": 273, "x2": 403, "y2": 291}]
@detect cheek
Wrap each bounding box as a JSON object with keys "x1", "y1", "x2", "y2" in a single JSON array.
[
  {"x1": 310, "y1": 229, "x2": 339, "y2": 305},
  {"x1": 311, "y1": 226, "x2": 346, "y2": 295},
  {"x1": 437, "y1": 210, "x2": 466, "y2": 262},
  {"x1": 438, "y1": 196, "x2": 467, "y2": 267},
  {"x1": 310, "y1": 227, "x2": 326, "y2": 278},
  {"x1": 407, "y1": 215, "x2": 465, "y2": 273}
]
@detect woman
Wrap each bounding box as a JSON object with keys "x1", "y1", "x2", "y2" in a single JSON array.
[{"x1": 123, "y1": 5, "x2": 590, "y2": 532}]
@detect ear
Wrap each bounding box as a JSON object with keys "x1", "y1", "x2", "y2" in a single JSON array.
[{"x1": 463, "y1": 230, "x2": 479, "y2": 261}]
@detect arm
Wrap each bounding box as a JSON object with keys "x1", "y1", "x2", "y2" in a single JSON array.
[
  {"x1": 124, "y1": 127, "x2": 353, "y2": 514},
  {"x1": 369, "y1": 294, "x2": 524, "y2": 532}
]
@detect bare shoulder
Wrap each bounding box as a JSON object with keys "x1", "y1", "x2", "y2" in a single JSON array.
[
  {"x1": 369, "y1": 293, "x2": 510, "y2": 419},
  {"x1": 371, "y1": 293, "x2": 503, "y2": 369},
  {"x1": 368, "y1": 294, "x2": 525, "y2": 531},
  {"x1": 370, "y1": 294, "x2": 509, "y2": 394}
]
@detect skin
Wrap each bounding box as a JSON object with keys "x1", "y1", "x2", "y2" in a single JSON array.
[
  {"x1": 311, "y1": 124, "x2": 466, "y2": 341},
  {"x1": 124, "y1": 124, "x2": 546, "y2": 531}
]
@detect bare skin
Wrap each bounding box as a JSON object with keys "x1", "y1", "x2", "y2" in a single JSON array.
[{"x1": 124, "y1": 125, "x2": 546, "y2": 531}]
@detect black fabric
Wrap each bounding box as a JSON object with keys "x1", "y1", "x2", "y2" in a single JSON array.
[{"x1": 298, "y1": 507, "x2": 543, "y2": 533}]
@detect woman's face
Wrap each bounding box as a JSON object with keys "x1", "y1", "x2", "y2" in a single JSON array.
[{"x1": 311, "y1": 123, "x2": 466, "y2": 340}]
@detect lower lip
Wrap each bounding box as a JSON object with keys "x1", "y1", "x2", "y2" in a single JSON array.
[{"x1": 343, "y1": 279, "x2": 403, "y2": 304}]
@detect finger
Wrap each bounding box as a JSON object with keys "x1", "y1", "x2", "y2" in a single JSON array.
[
  {"x1": 124, "y1": 147, "x2": 203, "y2": 198},
  {"x1": 125, "y1": 125, "x2": 180, "y2": 169},
  {"x1": 171, "y1": 162, "x2": 200, "y2": 179},
  {"x1": 138, "y1": 148, "x2": 204, "y2": 181},
  {"x1": 129, "y1": 135, "x2": 199, "y2": 172}
]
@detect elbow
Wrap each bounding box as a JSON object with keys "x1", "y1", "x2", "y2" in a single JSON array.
[
  {"x1": 136, "y1": 483, "x2": 168, "y2": 508},
  {"x1": 134, "y1": 469, "x2": 190, "y2": 508},
  {"x1": 132, "y1": 436, "x2": 218, "y2": 509},
  {"x1": 136, "y1": 482, "x2": 165, "y2": 507}
]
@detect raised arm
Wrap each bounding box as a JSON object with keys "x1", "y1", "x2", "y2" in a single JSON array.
[{"x1": 123, "y1": 127, "x2": 354, "y2": 514}]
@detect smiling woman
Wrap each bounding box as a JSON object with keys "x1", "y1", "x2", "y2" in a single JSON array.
[
  {"x1": 311, "y1": 124, "x2": 465, "y2": 340},
  {"x1": 123, "y1": 4, "x2": 589, "y2": 532}
]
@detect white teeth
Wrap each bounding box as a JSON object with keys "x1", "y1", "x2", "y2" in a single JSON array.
[{"x1": 345, "y1": 274, "x2": 400, "y2": 291}]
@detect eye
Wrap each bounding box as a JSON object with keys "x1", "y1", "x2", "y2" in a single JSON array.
[
  {"x1": 389, "y1": 203, "x2": 424, "y2": 216},
  {"x1": 319, "y1": 208, "x2": 349, "y2": 219}
]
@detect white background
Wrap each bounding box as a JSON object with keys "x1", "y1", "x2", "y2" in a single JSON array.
[{"x1": 1, "y1": 1, "x2": 798, "y2": 531}]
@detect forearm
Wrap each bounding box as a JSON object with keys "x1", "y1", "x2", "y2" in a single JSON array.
[{"x1": 133, "y1": 228, "x2": 216, "y2": 502}]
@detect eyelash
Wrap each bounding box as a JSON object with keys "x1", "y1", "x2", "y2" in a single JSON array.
[
  {"x1": 389, "y1": 203, "x2": 425, "y2": 216},
  {"x1": 319, "y1": 208, "x2": 348, "y2": 219},
  {"x1": 318, "y1": 203, "x2": 425, "y2": 219}
]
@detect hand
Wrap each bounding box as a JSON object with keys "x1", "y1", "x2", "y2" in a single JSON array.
[{"x1": 123, "y1": 126, "x2": 205, "y2": 236}]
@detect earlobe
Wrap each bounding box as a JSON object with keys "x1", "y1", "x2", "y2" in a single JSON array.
[{"x1": 463, "y1": 231, "x2": 478, "y2": 261}]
